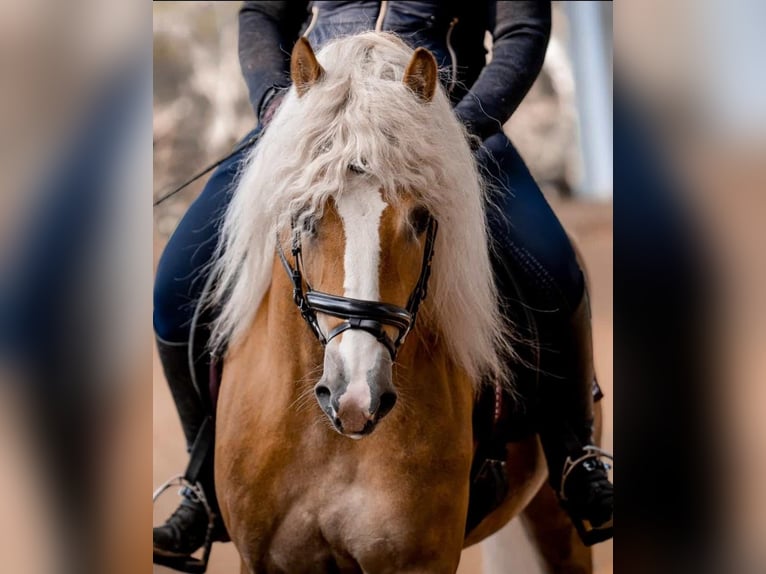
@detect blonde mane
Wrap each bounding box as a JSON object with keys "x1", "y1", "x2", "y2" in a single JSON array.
[{"x1": 208, "y1": 32, "x2": 512, "y2": 388}]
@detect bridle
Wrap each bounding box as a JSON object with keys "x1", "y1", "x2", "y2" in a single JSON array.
[{"x1": 276, "y1": 214, "x2": 438, "y2": 360}]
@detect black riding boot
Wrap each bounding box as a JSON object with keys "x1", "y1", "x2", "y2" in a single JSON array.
[
  {"x1": 153, "y1": 337, "x2": 227, "y2": 572},
  {"x1": 536, "y1": 291, "x2": 614, "y2": 546}
]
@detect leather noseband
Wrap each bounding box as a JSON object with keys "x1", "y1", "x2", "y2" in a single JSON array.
[{"x1": 276, "y1": 214, "x2": 438, "y2": 360}]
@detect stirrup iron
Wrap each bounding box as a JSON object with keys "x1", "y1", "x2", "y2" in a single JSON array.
[
  {"x1": 558, "y1": 445, "x2": 613, "y2": 501},
  {"x1": 559, "y1": 446, "x2": 614, "y2": 546},
  {"x1": 153, "y1": 475, "x2": 216, "y2": 574}
]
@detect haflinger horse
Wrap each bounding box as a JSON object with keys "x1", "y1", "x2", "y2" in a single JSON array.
[{"x1": 210, "y1": 33, "x2": 598, "y2": 573}]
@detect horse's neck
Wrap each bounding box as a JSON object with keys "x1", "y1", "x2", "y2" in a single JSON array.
[{"x1": 391, "y1": 327, "x2": 474, "y2": 415}]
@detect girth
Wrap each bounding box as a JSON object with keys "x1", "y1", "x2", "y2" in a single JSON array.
[{"x1": 276, "y1": 214, "x2": 438, "y2": 360}]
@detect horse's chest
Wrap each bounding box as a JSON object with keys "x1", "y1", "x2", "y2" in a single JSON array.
[
  {"x1": 263, "y1": 503, "x2": 339, "y2": 572},
  {"x1": 255, "y1": 483, "x2": 392, "y2": 573},
  {"x1": 220, "y1": 395, "x2": 473, "y2": 571}
]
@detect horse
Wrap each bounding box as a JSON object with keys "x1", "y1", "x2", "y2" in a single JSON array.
[{"x1": 209, "y1": 32, "x2": 598, "y2": 573}]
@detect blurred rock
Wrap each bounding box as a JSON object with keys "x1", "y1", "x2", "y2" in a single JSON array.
[{"x1": 153, "y1": 2, "x2": 251, "y2": 233}]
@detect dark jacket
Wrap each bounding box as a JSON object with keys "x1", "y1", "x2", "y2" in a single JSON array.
[{"x1": 238, "y1": 1, "x2": 550, "y2": 140}]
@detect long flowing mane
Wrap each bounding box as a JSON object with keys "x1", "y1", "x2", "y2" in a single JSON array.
[{"x1": 208, "y1": 32, "x2": 512, "y2": 388}]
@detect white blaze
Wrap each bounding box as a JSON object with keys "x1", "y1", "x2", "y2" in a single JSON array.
[
  {"x1": 334, "y1": 186, "x2": 386, "y2": 417},
  {"x1": 336, "y1": 186, "x2": 386, "y2": 301}
]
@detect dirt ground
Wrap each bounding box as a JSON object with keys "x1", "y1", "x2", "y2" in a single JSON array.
[{"x1": 152, "y1": 199, "x2": 613, "y2": 574}]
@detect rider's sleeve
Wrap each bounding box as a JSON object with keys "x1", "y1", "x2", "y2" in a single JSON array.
[
  {"x1": 239, "y1": 1, "x2": 311, "y2": 120},
  {"x1": 453, "y1": 1, "x2": 551, "y2": 141}
]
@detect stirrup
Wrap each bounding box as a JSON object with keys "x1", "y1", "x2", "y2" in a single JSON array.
[
  {"x1": 153, "y1": 475, "x2": 216, "y2": 574},
  {"x1": 559, "y1": 446, "x2": 614, "y2": 546},
  {"x1": 558, "y1": 445, "x2": 613, "y2": 501}
]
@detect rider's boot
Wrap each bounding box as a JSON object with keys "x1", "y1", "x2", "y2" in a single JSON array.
[
  {"x1": 537, "y1": 289, "x2": 614, "y2": 546},
  {"x1": 153, "y1": 337, "x2": 227, "y2": 572}
]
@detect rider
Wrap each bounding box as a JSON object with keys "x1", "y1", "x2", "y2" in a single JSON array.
[{"x1": 154, "y1": 1, "x2": 613, "y2": 566}]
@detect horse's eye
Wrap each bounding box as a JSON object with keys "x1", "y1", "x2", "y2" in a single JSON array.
[
  {"x1": 302, "y1": 216, "x2": 317, "y2": 237},
  {"x1": 409, "y1": 206, "x2": 431, "y2": 236}
]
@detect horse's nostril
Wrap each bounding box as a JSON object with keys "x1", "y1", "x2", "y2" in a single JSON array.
[
  {"x1": 315, "y1": 384, "x2": 331, "y2": 403},
  {"x1": 377, "y1": 391, "x2": 398, "y2": 419}
]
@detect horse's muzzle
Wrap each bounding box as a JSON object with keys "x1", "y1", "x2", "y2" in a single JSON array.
[{"x1": 314, "y1": 381, "x2": 397, "y2": 438}]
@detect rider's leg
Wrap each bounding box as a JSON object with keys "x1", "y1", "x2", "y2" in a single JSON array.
[
  {"x1": 153, "y1": 128, "x2": 259, "y2": 561},
  {"x1": 477, "y1": 131, "x2": 613, "y2": 545}
]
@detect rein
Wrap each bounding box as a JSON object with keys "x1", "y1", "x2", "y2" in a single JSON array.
[
  {"x1": 276, "y1": 215, "x2": 438, "y2": 360},
  {"x1": 153, "y1": 131, "x2": 261, "y2": 207}
]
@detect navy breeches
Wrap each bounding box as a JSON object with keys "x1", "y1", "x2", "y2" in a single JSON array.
[
  {"x1": 154, "y1": 127, "x2": 261, "y2": 343},
  {"x1": 154, "y1": 128, "x2": 584, "y2": 372},
  {"x1": 479, "y1": 131, "x2": 584, "y2": 316}
]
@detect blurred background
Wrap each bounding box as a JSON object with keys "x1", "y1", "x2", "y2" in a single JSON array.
[{"x1": 152, "y1": 2, "x2": 612, "y2": 573}]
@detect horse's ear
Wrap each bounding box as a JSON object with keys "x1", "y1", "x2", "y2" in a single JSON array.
[
  {"x1": 291, "y1": 37, "x2": 324, "y2": 97},
  {"x1": 402, "y1": 47, "x2": 438, "y2": 103}
]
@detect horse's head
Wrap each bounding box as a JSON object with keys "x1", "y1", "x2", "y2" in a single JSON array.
[
  {"x1": 287, "y1": 38, "x2": 439, "y2": 438},
  {"x1": 210, "y1": 34, "x2": 509, "y2": 441},
  {"x1": 297, "y1": 194, "x2": 436, "y2": 437}
]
